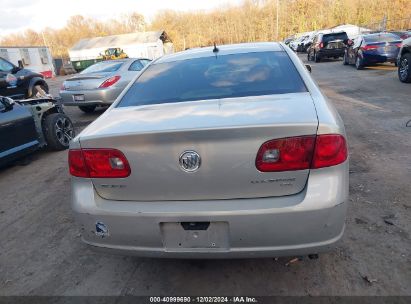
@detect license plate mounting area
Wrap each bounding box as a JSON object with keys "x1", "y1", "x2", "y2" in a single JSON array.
[{"x1": 160, "y1": 221, "x2": 230, "y2": 252}]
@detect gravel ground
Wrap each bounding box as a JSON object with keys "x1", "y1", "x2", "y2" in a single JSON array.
[{"x1": 0, "y1": 55, "x2": 410, "y2": 296}]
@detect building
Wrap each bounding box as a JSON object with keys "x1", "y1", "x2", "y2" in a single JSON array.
[
  {"x1": 68, "y1": 30, "x2": 173, "y2": 71},
  {"x1": 0, "y1": 46, "x2": 55, "y2": 78}
]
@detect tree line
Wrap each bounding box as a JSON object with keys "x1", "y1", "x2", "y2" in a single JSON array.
[{"x1": 1, "y1": 0, "x2": 410, "y2": 58}]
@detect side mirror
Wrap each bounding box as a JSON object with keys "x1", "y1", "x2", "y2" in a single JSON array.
[
  {"x1": 18, "y1": 60, "x2": 24, "y2": 69},
  {"x1": 305, "y1": 64, "x2": 312, "y2": 73},
  {"x1": 0, "y1": 96, "x2": 15, "y2": 110}
]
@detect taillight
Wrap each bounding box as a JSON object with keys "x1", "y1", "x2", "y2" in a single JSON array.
[
  {"x1": 255, "y1": 134, "x2": 347, "y2": 172},
  {"x1": 99, "y1": 75, "x2": 121, "y2": 88},
  {"x1": 361, "y1": 45, "x2": 378, "y2": 51},
  {"x1": 69, "y1": 149, "x2": 88, "y2": 177},
  {"x1": 69, "y1": 149, "x2": 130, "y2": 178},
  {"x1": 311, "y1": 134, "x2": 347, "y2": 169},
  {"x1": 256, "y1": 136, "x2": 316, "y2": 172},
  {"x1": 395, "y1": 42, "x2": 402, "y2": 48},
  {"x1": 319, "y1": 42, "x2": 324, "y2": 48}
]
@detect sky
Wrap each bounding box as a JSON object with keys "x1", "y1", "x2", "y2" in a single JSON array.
[{"x1": 0, "y1": 0, "x2": 241, "y2": 37}]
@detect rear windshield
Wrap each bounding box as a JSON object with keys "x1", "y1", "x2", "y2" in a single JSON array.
[
  {"x1": 118, "y1": 51, "x2": 307, "y2": 107},
  {"x1": 322, "y1": 32, "x2": 348, "y2": 43},
  {"x1": 81, "y1": 61, "x2": 123, "y2": 74},
  {"x1": 364, "y1": 34, "x2": 401, "y2": 43}
]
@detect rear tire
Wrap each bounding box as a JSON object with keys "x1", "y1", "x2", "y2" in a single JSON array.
[
  {"x1": 398, "y1": 53, "x2": 411, "y2": 83},
  {"x1": 31, "y1": 84, "x2": 49, "y2": 98},
  {"x1": 355, "y1": 56, "x2": 364, "y2": 70},
  {"x1": 78, "y1": 105, "x2": 96, "y2": 113},
  {"x1": 43, "y1": 113, "x2": 75, "y2": 150}
]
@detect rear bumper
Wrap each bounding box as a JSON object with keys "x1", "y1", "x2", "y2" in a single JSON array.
[
  {"x1": 59, "y1": 86, "x2": 123, "y2": 106},
  {"x1": 318, "y1": 49, "x2": 345, "y2": 58},
  {"x1": 71, "y1": 161, "x2": 349, "y2": 258},
  {"x1": 363, "y1": 53, "x2": 398, "y2": 64}
]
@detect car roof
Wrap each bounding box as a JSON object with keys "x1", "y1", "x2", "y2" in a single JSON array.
[
  {"x1": 156, "y1": 42, "x2": 284, "y2": 64},
  {"x1": 362, "y1": 32, "x2": 399, "y2": 38}
]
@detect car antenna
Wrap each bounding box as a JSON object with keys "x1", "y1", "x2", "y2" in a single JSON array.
[{"x1": 213, "y1": 42, "x2": 219, "y2": 54}]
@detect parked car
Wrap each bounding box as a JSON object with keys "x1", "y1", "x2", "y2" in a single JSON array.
[
  {"x1": 300, "y1": 32, "x2": 317, "y2": 53},
  {"x1": 397, "y1": 37, "x2": 411, "y2": 83},
  {"x1": 69, "y1": 42, "x2": 349, "y2": 258},
  {"x1": 284, "y1": 36, "x2": 295, "y2": 46},
  {"x1": 0, "y1": 56, "x2": 49, "y2": 100},
  {"x1": 296, "y1": 35, "x2": 310, "y2": 52},
  {"x1": 59, "y1": 58, "x2": 151, "y2": 113},
  {"x1": 289, "y1": 36, "x2": 307, "y2": 52},
  {"x1": 343, "y1": 33, "x2": 402, "y2": 69},
  {"x1": 0, "y1": 96, "x2": 74, "y2": 167},
  {"x1": 307, "y1": 31, "x2": 349, "y2": 62}
]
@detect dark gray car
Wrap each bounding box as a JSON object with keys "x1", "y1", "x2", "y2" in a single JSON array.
[{"x1": 59, "y1": 58, "x2": 151, "y2": 113}]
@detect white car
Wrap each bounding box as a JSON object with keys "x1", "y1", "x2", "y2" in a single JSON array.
[{"x1": 69, "y1": 42, "x2": 349, "y2": 258}]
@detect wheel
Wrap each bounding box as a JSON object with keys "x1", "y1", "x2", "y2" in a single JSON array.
[
  {"x1": 343, "y1": 52, "x2": 349, "y2": 65},
  {"x1": 78, "y1": 105, "x2": 96, "y2": 113},
  {"x1": 42, "y1": 113, "x2": 75, "y2": 150},
  {"x1": 314, "y1": 52, "x2": 320, "y2": 63},
  {"x1": 398, "y1": 53, "x2": 411, "y2": 83},
  {"x1": 355, "y1": 56, "x2": 364, "y2": 70},
  {"x1": 31, "y1": 84, "x2": 49, "y2": 98}
]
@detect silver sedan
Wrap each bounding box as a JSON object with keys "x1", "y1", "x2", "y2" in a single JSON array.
[
  {"x1": 69, "y1": 42, "x2": 349, "y2": 258},
  {"x1": 59, "y1": 58, "x2": 151, "y2": 113}
]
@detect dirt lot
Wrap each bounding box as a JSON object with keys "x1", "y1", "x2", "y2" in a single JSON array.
[{"x1": 0, "y1": 55, "x2": 410, "y2": 296}]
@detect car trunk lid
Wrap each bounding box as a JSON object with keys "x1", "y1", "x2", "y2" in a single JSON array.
[
  {"x1": 64, "y1": 72, "x2": 113, "y2": 90},
  {"x1": 79, "y1": 93, "x2": 319, "y2": 201}
]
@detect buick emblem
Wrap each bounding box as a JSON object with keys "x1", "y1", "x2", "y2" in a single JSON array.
[{"x1": 179, "y1": 151, "x2": 201, "y2": 172}]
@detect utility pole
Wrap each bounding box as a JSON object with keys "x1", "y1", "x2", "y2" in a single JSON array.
[{"x1": 276, "y1": 0, "x2": 279, "y2": 41}]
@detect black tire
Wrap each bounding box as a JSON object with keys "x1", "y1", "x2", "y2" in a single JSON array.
[
  {"x1": 343, "y1": 52, "x2": 349, "y2": 65},
  {"x1": 42, "y1": 113, "x2": 75, "y2": 150},
  {"x1": 355, "y1": 56, "x2": 364, "y2": 70},
  {"x1": 78, "y1": 105, "x2": 96, "y2": 113},
  {"x1": 31, "y1": 84, "x2": 49, "y2": 98},
  {"x1": 398, "y1": 53, "x2": 411, "y2": 83},
  {"x1": 314, "y1": 52, "x2": 320, "y2": 63}
]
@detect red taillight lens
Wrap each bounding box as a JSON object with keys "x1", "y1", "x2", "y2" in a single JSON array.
[
  {"x1": 69, "y1": 149, "x2": 88, "y2": 177},
  {"x1": 361, "y1": 45, "x2": 378, "y2": 51},
  {"x1": 312, "y1": 134, "x2": 347, "y2": 169},
  {"x1": 99, "y1": 75, "x2": 121, "y2": 88},
  {"x1": 68, "y1": 148, "x2": 130, "y2": 178},
  {"x1": 256, "y1": 134, "x2": 347, "y2": 172},
  {"x1": 319, "y1": 42, "x2": 324, "y2": 48},
  {"x1": 256, "y1": 136, "x2": 316, "y2": 172},
  {"x1": 395, "y1": 42, "x2": 402, "y2": 48}
]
